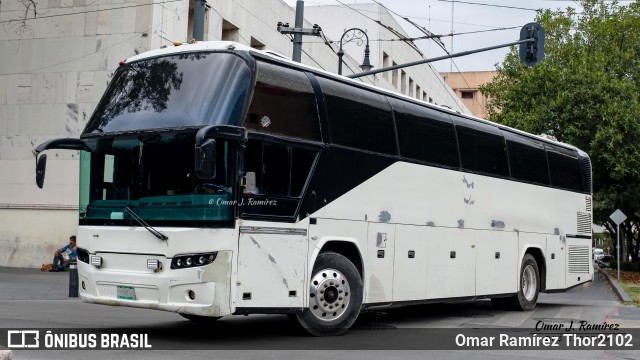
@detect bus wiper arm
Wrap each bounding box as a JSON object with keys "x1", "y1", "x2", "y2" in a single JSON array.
[{"x1": 124, "y1": 206, "x2": 169, "y2": 241}]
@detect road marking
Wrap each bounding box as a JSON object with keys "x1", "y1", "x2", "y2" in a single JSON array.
[{"x1": 493, "y1": 309, "x2": 532, "y2": 327}]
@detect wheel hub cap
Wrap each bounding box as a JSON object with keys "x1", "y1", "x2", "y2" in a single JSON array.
[
  {"x1": 522, "y1": 264, "x2": 537, "y2": 301},
  {"x1": 309, "y1": 268, "x2": 351, "y2": 321}
]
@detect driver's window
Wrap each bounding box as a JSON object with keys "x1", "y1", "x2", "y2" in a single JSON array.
[{"x1": 241, "y1": 139, "x2": 316, "y2": 219}]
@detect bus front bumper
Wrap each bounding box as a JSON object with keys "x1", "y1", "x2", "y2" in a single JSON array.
[{"x1": 78, "y1": 251, "x2": 232, "y2": 317}]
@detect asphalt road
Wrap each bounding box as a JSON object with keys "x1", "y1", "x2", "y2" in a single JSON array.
[{"x1": 0, "y1": 267, "x2": 638, "y2": 359}]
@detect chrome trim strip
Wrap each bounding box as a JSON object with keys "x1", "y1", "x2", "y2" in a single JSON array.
[{"x1": 239, "y1": 226, "x2": 307, "y2": 235}]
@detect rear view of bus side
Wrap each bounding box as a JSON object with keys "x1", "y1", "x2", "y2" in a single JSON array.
[{"x1": 34, "y1": 42, "x2": 593, "y2": 336}]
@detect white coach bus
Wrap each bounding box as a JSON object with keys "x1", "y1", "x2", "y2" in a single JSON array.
[{"x1": 35, "y1": 42, "x2": 593, "y2": 336}]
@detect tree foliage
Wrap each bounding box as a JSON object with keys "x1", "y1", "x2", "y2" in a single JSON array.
[{"x1": 481, "y1": 0, "x2": 640, "y2": 260}]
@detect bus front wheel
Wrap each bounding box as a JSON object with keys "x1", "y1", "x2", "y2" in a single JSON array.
[
  {"x1": 293, "y1": 252, "x2": 363, "y2": 336},
  {"x1": 508, "y1": 254, "x2": 540, "y2": 311}
]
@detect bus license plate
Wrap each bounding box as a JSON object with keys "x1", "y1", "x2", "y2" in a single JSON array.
[{"x1": 117, "y1": 285, "x2": 136, "y2": 300}]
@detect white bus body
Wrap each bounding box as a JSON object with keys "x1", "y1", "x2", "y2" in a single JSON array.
[{"x1": 35, "y1": 42, "x2": 593, "y2": 336}]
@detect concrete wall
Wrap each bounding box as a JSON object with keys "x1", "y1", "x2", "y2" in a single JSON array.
[
  {"x1": 0, "y1": 0, "x2": 467, "y2": 267},
  {"x1": 0, "y1": 0, "x2": 156, "y2": 267}
]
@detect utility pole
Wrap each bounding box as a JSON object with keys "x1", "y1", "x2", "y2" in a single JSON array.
[
  {"x1": 193, "y1": 0, "x2": 206, "y2": 41},
  {"x1": 277, "y1": 1, "x2": 321, "y2": 62}
]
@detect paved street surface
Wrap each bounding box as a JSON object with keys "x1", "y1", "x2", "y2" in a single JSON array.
[{"x1": 0, "y1": 267, "x2": 638, "y2": 359}]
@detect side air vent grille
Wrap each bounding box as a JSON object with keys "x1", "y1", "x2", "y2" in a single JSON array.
[
  {"x1": 580, "y1": 157, "x2": 592, "y2": 194},
  {"x1": 585, "y1": 196, "x2": 592, "y2": 212},
  {"x1": 568, "y1": 245, "x2": 590, "y2": 273},
  {"x1": 577, "y1": 212, "x2": 592, "y2": 235}
]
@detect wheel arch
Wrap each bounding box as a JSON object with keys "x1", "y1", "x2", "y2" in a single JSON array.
[
  {"x1": 314, "y1": 239, "x2": 364, "y2": 282},
  {"x1": 524, "y1": 247, "x2": 546, "y2": 292}
]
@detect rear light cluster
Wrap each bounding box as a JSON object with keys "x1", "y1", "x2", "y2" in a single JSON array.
[
  {"x1": 171, "y1": 252, "x2": 217, "y2": 269},
  {"x1": 77, "y1": 248, "x2": 89, "y2": 264}
]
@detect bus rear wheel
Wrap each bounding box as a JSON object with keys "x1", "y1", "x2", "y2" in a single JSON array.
[
  {"x1": 293, "y1": 252, "x2": 363, "y2": 336},
  {"x1": 507, "y1": 254, "x2": 540, "y2": 311}
]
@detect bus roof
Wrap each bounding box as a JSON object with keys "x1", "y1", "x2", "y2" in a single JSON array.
[{"x1": 123, "y1": 41, "x2": 586, "y2": 156}]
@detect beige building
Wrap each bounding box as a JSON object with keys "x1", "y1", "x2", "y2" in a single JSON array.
[{"x1": 441, "y1": 71, "x2": 496, "y2": 119}]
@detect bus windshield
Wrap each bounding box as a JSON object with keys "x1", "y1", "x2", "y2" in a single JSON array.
[
  {"x1": 78, "y1": 131, "x2": 237, "y2": 228},
  {"x1": 83, "y1": 52, "x2": 253, "y2": 135}
]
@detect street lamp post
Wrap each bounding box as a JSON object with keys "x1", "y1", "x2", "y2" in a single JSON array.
[{"x1": 337, "y1": 28, "x2": 373, "y2": 75}]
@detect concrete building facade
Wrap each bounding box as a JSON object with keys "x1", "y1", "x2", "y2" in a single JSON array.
[
  {"x1": 305, "y1": 3, "x2": 465, "y2": 108},
  {"x1": 0, "y1": 0, "x2": 468, "y2": 267},
  {"x1": 441, "y1": 71, "x2": 497, "y2": 119}
]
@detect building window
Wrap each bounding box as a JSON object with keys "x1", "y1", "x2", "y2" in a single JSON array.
[
  {"x1": 391, "y1": 61, "x2": 398, "y2": 88},
  {"x1": 251, "y1": 37, "x2": 265, "y2": 50},
  {"x1": 461, "y1": 91, "x2": 475, "y2": 99},
  {"x1": 409, "y1": 78, "x2": 414, "y2": 97},
  {"x1": 416, "y1": 85, "x2": 421, "y2": 100},
  {"x1": 222, "y1": 19, "x2": 240, "y2": 42},
  {"x1": 401, "y1": 70, "x2": 407, "y2": 94},
  {"x1": 382, "y1": 52, "x2": 390, "y2": 82}
]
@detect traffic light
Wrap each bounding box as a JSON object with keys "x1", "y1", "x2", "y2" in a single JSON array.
[{"x1": 519, "y1": 22, "x2": 545, "y2": 67}]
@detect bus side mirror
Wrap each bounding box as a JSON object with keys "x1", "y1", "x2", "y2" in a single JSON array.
[
  {"x1": 36, "y1": 154, "x2": 47, "y2": 189},
  {"x1": 195, "y1": 139, "x2": 216, "y2": 179}
]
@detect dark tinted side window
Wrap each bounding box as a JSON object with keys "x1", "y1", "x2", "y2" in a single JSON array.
[
  {"x1": 243, "y1": 139, "x2": 316, "y2": 198},
  {"x1": 241, "y1": 139, "x2": 317, "y2": 219},
  {"x1": 391, "y1": 98, "x2": 459, "y2": 168},
  {"x1": 454, "y1": 117, "x2": 508, "y2": 177},
  {"x1": 547, "y1": 147, "x2": 583, "y2": 192},
  {"x1": 318, "y1": 77, "x2": 397, "y2": 154},
  {"x1": 246, "y1": 62, "x2": 321, "y2": 140},
  {"x1": 505, "y1": 133, "x2": 549, "y2": 185}
]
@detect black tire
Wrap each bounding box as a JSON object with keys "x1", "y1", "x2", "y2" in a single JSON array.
[
  {"x1": 179, "y1": 313, "x2": 221, "y2": 323},
  {"x1": 507, "y1": 254, "x2": 540, "y2": 311},
  {"x1": 292, "y1": 252, "x2": 363, "y2": 336}
]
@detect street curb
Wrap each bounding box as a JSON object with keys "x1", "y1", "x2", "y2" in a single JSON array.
[{"x1": 599, "y1": 268, "x2": 633, "y2": 302}]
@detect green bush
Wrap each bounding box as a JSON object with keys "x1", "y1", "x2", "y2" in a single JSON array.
[{"x1": 609, "y1": 260, "x2": 640, "y2": 272}]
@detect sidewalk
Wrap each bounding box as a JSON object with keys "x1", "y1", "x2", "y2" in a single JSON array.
[
  {"x1": 0, "y1": 267, "x2": 72, "y2": 300},
  {"x1": 599, "y1": 267, "x2": 640, "y2": 327}
]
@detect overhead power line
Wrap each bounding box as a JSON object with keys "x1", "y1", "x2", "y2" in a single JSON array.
[
  {"x1": 436, "y1": 0, "x2": 539, "y2": 12},
  {"x1": 336, "y1": 0, "x2": 423, "y2": 56}
]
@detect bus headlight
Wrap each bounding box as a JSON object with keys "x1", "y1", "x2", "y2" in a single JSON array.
[
  {"x1": 90, "y1": 255, "x2": 102, "y2": 268},
  {"x1": 171, "y1": 252, "x2": 217, "y2": 269},
  {"x1": 147, "y1": 259, "x2": 162, "y2": 272}
]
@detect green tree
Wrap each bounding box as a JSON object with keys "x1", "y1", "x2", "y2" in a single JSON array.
[{"x1": 481, "y1": 0, "x2": 640, "y2": 262}]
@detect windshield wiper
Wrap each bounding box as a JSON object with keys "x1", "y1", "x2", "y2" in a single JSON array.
[{"x1": 124, "y1": 206, "x2": 169, "y2": 241}]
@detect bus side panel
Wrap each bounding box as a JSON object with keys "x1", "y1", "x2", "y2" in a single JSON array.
[
  {"x1": 366, "y1": 222, "x2": 396, "y2": 303},
  {"x1": 393, "y1": 224, "x2": 428, "y2": 301},
  {"x1": 236, "y1": 232, "x2": 308, "y2": 308},
  {"x1": 475, "y1": 231, "x2": 518, "y2": 296},
  {"x1": 546, "y1": 234, "x2": 566, "y2": 290},
  {"x1": 425, "y1": 227, "x2": 475, "y2": 299},
  {"x1": 565, "y1": 237, "x2": 593, "y2": 288}
]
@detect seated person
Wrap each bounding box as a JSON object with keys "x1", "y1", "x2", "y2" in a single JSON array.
[
  {"x1": 243, "y1": 172, "x2": 259, "y2": 195},
  {"x1": 51, "y1": 235, "x2": 77, "y2": 272}
]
